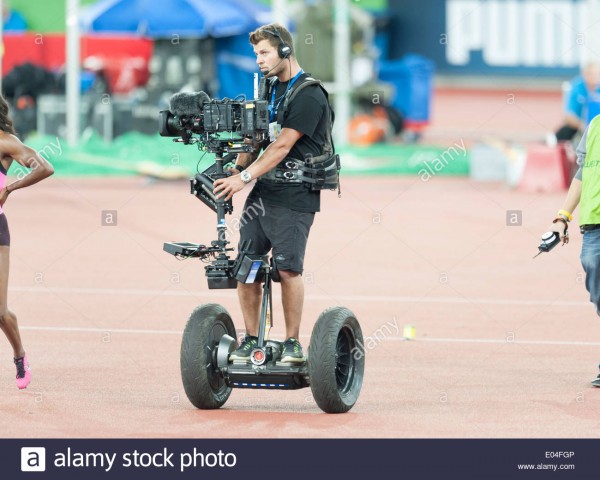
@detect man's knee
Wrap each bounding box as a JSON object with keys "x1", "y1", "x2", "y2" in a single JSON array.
[{"x1": 278, "y1": 270, "x2": 301, "y2": 282}]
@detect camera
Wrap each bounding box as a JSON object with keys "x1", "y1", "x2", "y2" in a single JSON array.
[{"x1": 158, "y1": 91, "x2": 269, "y2": 143}]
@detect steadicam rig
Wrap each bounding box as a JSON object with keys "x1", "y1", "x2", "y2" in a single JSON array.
[
  {"x1": 160, "y1": 91, "x2": 271, "y2": 288},
  {"x1": 162, "y1": 154, "x2": 246, "y2": 289}
]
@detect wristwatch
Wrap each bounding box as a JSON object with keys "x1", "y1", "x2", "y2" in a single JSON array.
[{"x1": 241, "y1": 170, "x2": 252, "y2": 183}]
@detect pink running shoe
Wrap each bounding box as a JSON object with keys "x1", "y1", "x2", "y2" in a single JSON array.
[{"x1": 14, "y1": 355, "x2": 31, "y2": 389}]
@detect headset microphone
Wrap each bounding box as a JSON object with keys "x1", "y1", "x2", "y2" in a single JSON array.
[{"x1": 262, "y1": 56, "x2": 288, "y2": 77}]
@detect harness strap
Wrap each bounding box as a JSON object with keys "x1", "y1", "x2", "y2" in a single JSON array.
[
  {"x1": 259, "y1": 155, "x2": 340, "y2": 188},
  {"x1": 259, "y1": 76, "x2": 340, "y2": 195}
]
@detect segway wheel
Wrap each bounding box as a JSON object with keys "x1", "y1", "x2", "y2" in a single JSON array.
[
  {"x1": 308, "y1": 307, "x2": 365, "y2": 413},
  {"x1": 180, "y1": 304, "x2": 235, "y2": 409}
]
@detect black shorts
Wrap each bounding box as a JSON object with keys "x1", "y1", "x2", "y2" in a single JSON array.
[
  {"x1": 0, "y1": 213, "x2": 9, "y2": 247},
  {"x1": 238, "y1": 198, "x2": 315, "y2": 274}
]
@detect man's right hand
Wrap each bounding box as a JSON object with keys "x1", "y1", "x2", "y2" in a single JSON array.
[
  {"x1": 0, "y1": 186, "x2": 9, "y2": 207},
  {"x1": 547, "y1": 219, "x2": 569, "y2": 244}
]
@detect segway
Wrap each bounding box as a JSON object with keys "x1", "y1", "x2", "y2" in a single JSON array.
[{"x1": 163, "y1": 149, "x2": 364, "y2": 414}]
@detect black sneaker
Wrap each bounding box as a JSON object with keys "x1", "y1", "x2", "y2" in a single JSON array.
[
  {"x1": 280, "y1": 337, "x2": 305, "y2": 364},
  {"x1": 592, "y1": 366, "x2": 600, "y2": 388},
  {"x1": 229, "y1": 335, "x2": 258, "y2": 362}
]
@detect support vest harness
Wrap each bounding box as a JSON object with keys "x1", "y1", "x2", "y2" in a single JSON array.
[{"x1": 259, "y1": 74, "x2": 341, "y2": 195}]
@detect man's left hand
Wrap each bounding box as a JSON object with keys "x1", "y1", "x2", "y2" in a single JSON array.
[{"x1": 213, "y1": 174, "x2": 246, "y2": 201}]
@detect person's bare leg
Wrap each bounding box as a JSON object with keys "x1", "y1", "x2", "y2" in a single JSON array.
[
  {"x1": 0, "y1": 247, "x2": 24, "y2": 358},
  {"x1": 0, "y1": 310, "x2": 24, "y2": 358},
  {"x1": 279, "y1": 270, "x2": 303, "y2": 339},
  {"x1": 237, "y1": 282, "x2": 262, "y2": 337}
]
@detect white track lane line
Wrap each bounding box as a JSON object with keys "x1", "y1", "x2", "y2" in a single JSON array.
[
  {"x1": 8, "y1": 286, "x2": 591, "y2": 308},
  {"x1": 394, "y1": 337, "x2": 600, "y2": 346},
  {"x1": 21, "y1": 326, "x2": 182, "y2": 335}
]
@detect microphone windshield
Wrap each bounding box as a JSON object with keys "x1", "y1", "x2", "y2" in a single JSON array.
[{"x1": 170, "y1": 91, "x2": 211, "y2": 116}]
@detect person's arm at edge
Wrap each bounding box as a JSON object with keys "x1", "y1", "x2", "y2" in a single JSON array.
[
  {"x1": 0, "y1": 133, "x2": 54, "y2": 205},
  {"x1": 550, "y1": 128, "x2": 587, "y2": 239}
]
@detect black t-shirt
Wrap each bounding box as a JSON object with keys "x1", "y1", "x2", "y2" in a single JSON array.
[{"x1": 250, "y1": 75, "x2": 329, "y2": 213}]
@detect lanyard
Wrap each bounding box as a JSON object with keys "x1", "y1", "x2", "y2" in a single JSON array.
[{"x1": 269, "y1": 69, "x2": 304, "y2": 122}]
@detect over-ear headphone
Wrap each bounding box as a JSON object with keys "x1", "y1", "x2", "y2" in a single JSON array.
[{"x1": 261, "y1": 28, "x2": 292, "y2": 59}]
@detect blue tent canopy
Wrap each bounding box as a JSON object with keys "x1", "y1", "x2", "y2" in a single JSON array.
[
  {"x1": 80, "y1": 0, "x2": 254, "y2": 38},
  {"x1": 80, "y1": 0, "x2": 275, "y2": 99}
]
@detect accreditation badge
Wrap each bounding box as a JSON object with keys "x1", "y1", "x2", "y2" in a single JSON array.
[{"x1": 269, "y1": 122, "x2": 282, "y2": 142}]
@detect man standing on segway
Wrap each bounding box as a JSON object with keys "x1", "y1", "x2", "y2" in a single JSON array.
[{"x1": 213, "y1": 23, "x2": 336, "y2": 364}]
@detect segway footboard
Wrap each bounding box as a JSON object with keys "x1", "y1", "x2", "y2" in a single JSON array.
[{"x1": 224, "y1": 364, "x2": 309, "y2": 390}]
